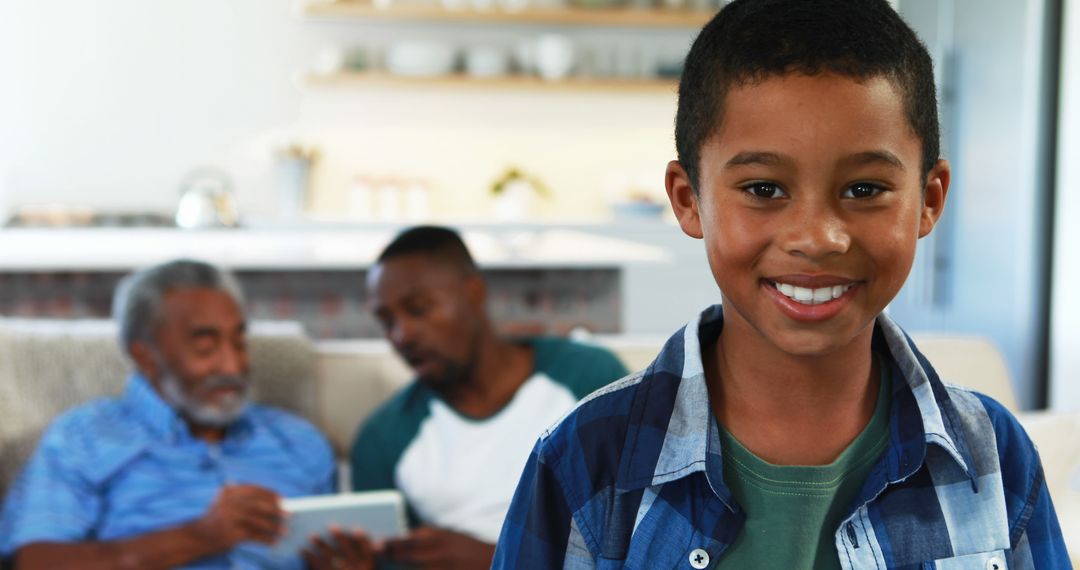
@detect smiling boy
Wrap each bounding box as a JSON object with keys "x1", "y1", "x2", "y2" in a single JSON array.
[{"x1": 492, "y1": 1, "x2": 1070, "y2": 568}]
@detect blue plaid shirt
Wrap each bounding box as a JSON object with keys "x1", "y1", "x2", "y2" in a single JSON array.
[
  {"x1": 0, "y1": 373, "x2": 336, "y2": 569},
  {"x1": 494, "y1": 306, "x2": 1071, "y2": 569}
]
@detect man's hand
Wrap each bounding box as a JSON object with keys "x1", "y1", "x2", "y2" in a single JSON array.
[
  {"x1": 301, "y1": 527, "x2": 377, "y2": 570},
  {"x1": 381, "y1": 527, "x2": 495, "y2": 570},
  {"x1": 191, "y1": 484, "x2": 286, "y2": 550}
]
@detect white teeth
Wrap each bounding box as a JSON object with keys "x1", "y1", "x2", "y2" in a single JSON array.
[{"x1": 773, "y1": 281, "x2": 854, "y2": 305}]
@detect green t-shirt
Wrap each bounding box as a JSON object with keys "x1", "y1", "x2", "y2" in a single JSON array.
[{"x1": 716, "y1": 356, "x2": 891, "y2": 570}]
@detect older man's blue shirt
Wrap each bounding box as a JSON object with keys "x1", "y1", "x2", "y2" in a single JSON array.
[
  {"x1": 493, "y1": 306, "x2": 1071, "y2": 569},
  {"x1": 0, "y1": 373, "x2": 336, "y2": 569}
]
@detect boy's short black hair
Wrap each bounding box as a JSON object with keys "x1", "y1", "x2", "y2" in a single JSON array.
[
  {"x1": 376, "y1": 225, "x2": 478, "y2": 274},
  {"x1": 676, "y1": 0, "x2": 939, "y2": 192}
]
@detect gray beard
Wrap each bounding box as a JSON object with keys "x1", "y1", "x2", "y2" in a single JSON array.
[{"x1": 158, "y1": 369, "x2": 250, "y2": 428}]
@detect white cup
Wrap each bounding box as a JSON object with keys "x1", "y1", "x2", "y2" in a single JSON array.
[
  {"x1": 312, "y1": 46, "x2": 345, "y2": 75},
  {"x1": 535, "y1": 35, "x2": 575, "y2": 81},
  {"x1": 465, "y1": 46, "x2": 510, "y2": 77}
]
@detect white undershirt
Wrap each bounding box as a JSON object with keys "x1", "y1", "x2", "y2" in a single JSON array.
[{"x1": 394, "y1": 372, "x2": 578, "y2": 543}]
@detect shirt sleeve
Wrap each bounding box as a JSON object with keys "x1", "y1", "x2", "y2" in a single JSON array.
[
  {"x1": 349, "y1": 421, "x2": 397, "y2": 492},
  {"x1": 978, "y1": 395, "x2": 1073, "y2": 568},
  {"x1": 1007, "y1": 460, "x2": 1072, "y2": 568},
  {"x1": 0, "y1": 424, "x2": 103, "y2": 556},
  {"x1": 492, "y1": 441, "x2": 593, "y2": 569}
]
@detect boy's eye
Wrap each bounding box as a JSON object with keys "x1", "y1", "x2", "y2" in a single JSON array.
[
  {"x1": 843, "y1": 183, "x2": 885, "y2": 199},
  {"x1": 742, "y1": 183, "x2": 788, "y2": 200}
]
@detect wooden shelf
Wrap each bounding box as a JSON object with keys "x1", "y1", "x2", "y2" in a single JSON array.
[
  {"x1": 307, "y1": 70, "x2": 679, "y2": 93},
  {"x1": 302, "y1": 0, "x2": 715, "y2": 28}
]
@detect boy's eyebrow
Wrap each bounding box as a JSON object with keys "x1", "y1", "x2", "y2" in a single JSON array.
[
  {"x1": 723, "y1": 151, "x2": 789, "y2": 169},
  {"x1": 844, "y1": 150, "x2": 905, "y2": 169},
  {"x1": 723, "y1": 150, "x2": 906, "y2": 170}
]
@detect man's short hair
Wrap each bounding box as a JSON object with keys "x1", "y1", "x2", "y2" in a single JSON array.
[
  {"x1": 676, "y1": 0, "x2": 939, "y2": 193},
  {"x1": 112, "y1": 259, "x2": 245, "y2": 352},
  {"x1": 376, "y1": 226, "x2": 478, "y2": 275}
]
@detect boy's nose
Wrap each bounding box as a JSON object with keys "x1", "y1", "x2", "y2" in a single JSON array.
[{"x1": 780, "y1": 206, "x2": 852, "y2": 260}]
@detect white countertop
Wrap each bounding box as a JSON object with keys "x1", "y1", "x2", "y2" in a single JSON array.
[{"x1": 0, "y1": 224, "x2": 671, "y2": 271}]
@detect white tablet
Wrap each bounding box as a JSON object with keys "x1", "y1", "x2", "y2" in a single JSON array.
[{"x1": 274, "y1": 490, "x2": 408, "y2": 555}]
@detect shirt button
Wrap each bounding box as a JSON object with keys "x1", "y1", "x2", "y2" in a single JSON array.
[
  {"x1": 689, "y1": 548, "x2": 710, "y2": 569},
  {"x1": 986, "y1": 556, "x2": 1004, "y2": 570}
]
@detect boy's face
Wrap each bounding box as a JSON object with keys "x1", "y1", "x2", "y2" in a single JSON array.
[{"x1": 666, "y1": 73, "x2": 950, "y2": 357}]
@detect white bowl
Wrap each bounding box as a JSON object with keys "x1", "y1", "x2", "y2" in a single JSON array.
[
  {"x1": 464, "y1": 46, "x2": 510, "y2": 77},
  {"x1": 385, "y1": 41, "x2": 458, "y2": 77}
]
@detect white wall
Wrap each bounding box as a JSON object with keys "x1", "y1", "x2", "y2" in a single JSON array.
[
  {"x1": 0, "y1": 0, "x2": 307, "y2": 211},
  {"x1": 0, "y1": 0, "x2": 691, "y2": 221},
  {"x1": 1050, "y1": 0, "x2": 1080, "y2": 411},
  {"x1": 888, "y1": 0, "x2": 1052, "y2": 408}
]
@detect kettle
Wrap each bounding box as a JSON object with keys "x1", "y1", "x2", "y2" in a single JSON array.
[{"x1": 175, "y1": 168, "x2": 240, "y2": 229}]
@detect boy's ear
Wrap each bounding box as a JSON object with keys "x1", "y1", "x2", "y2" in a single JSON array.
[
  {"x1": 918, "y1": 159, "x2": 951, "y2": 238},
  {"x1": 666, "y1": 160, "x2": 704, "y2": 239}
]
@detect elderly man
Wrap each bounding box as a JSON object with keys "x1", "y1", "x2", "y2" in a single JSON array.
[
  {"x1": 339, "y1": 226, "x2": 629, "y2": 569},
  {"x1": 0, "y1": 260, "x2": 337, "y2": 570}
]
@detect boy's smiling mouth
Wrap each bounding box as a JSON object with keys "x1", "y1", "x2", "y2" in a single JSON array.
[
  {"x1": 768, "y1": 280, "x2": 856, "y2": 305},
  {"x1": 761, "y1": 275, "x2": 864, "y2": 321}
]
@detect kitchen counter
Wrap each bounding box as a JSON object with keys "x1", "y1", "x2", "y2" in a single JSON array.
[
  {"x1": 0, "y1": 222, "x2": 716, "y2": 337},
  {"x1": 0, "y1": 223, "x2": 670, "y2": 271}
]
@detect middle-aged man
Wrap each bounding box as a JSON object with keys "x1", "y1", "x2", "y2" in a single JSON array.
[
  {"x1": 338, "y1": 226, "x2": 629, "y2": 569},
  {"x1": 0, "y1": 259, "x2": 337, "y2": 570}
]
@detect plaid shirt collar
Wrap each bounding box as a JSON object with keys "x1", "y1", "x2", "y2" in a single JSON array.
[{"x1": 612, "y1": 305, "x2": 979, "y2": 504}]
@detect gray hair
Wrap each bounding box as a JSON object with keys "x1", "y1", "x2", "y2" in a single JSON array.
[{"x1": 112, "y1": 259, "x2": 246, "y2": 353}]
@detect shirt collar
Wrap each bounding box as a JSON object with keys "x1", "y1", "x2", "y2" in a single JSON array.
[
  {"x1": 613, "y1": 305, "x2": 977, "y2": 502},
  {"x1": 873, "y1": 315, "x2": 979, "y2": 484},
  {"x1": 122, "y1": 373, "x2": 256, "y2": 444}
]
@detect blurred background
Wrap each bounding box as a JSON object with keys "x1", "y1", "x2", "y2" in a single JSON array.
[{"x1": 0, "y1": 0, "x2": 1075, "y2": 411}]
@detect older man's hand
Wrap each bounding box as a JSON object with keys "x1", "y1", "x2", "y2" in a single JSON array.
[
  {"x1": 382, "y1": 526, "x2": 495, "y2": 570},
  {"x1": 193, "y1": 484, "x2": 287, "y2": 549}
]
